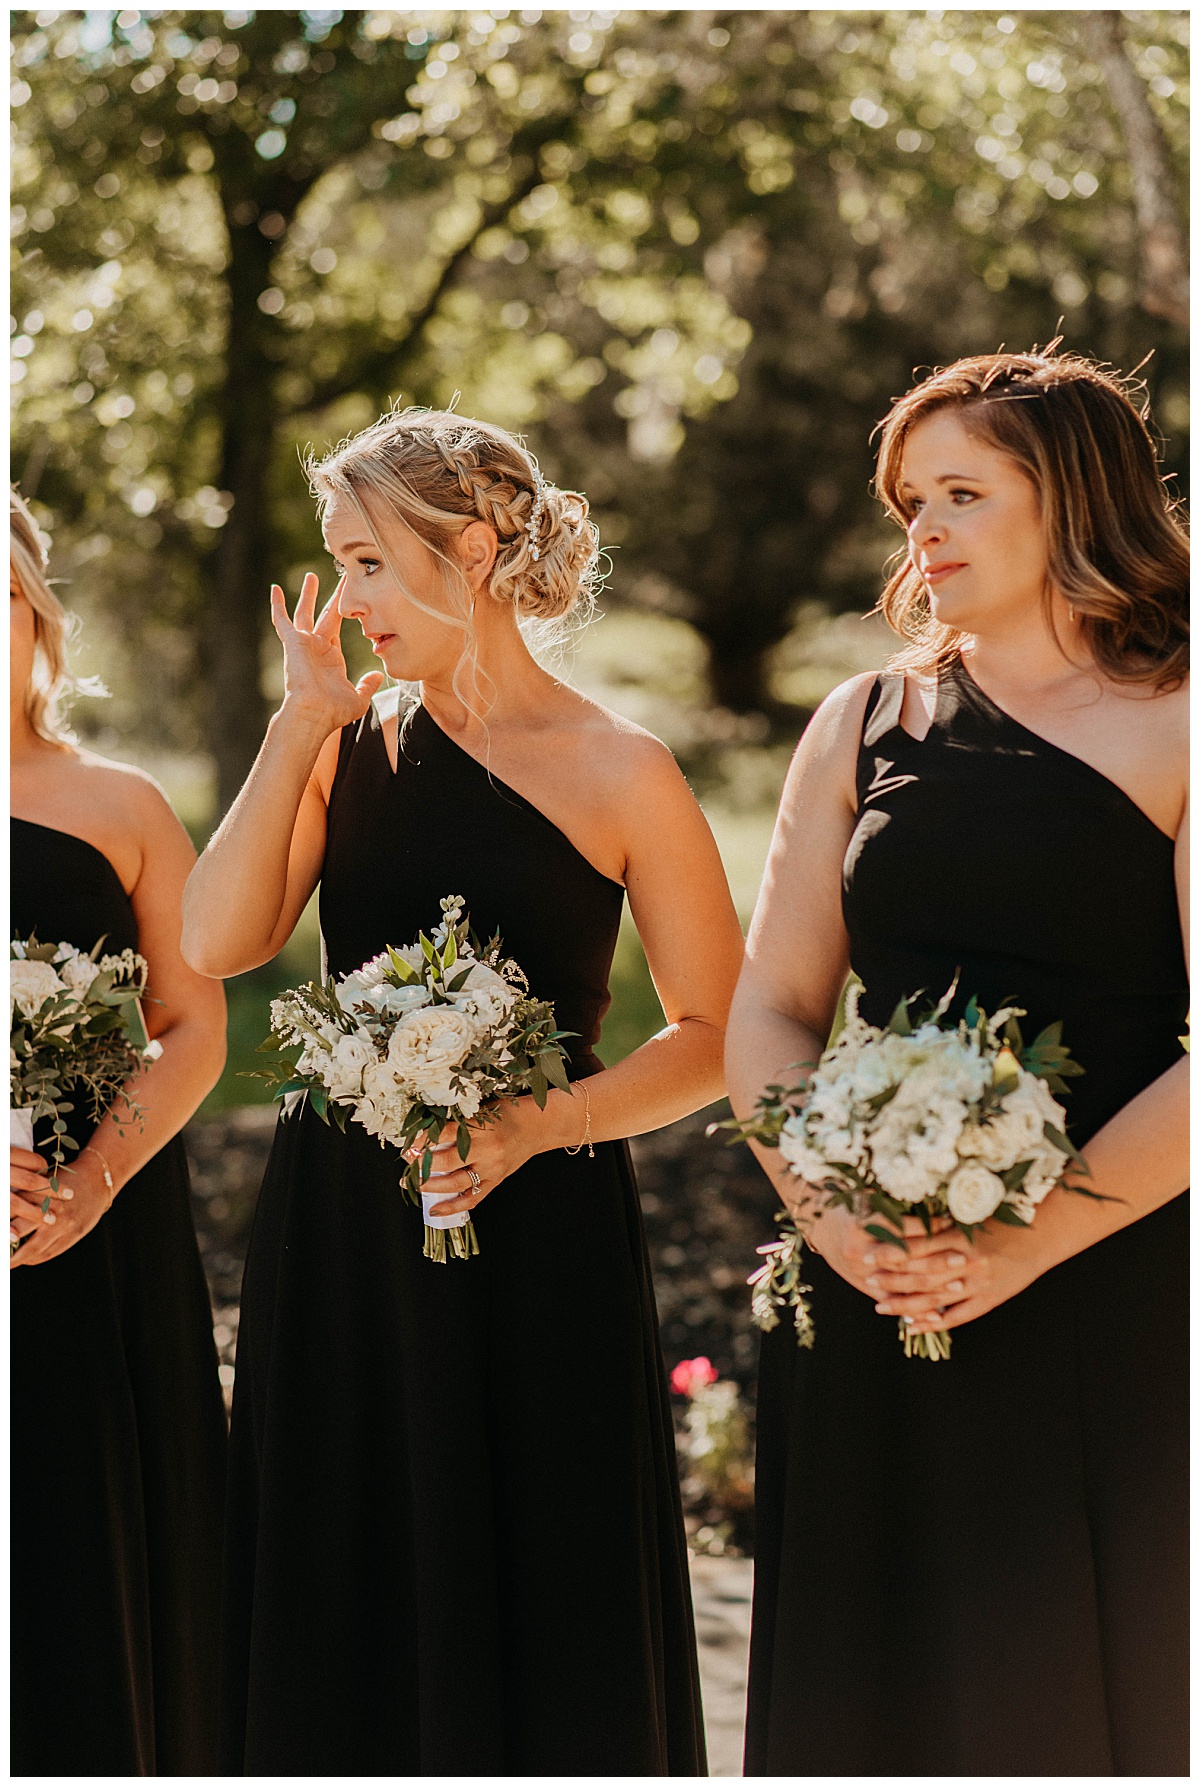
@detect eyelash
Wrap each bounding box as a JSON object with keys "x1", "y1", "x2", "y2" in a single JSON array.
[
  {"x1": 333, "y1": 557, "x2": 381, "y2": 575},
  {"x1": 906, "y1": 488, "x2": 978, "y2": 517}
]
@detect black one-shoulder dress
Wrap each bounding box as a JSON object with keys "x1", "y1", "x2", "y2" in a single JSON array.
[
  {"x1": 745, "y1": 663, "x2": 1188, "y2": 1776},
  {"x1": 220, "y1": 698, "x2": 706, "y2": 1776},
  {"x1": 11, "y1": 818, "x2": 228, "y2": 1776}
]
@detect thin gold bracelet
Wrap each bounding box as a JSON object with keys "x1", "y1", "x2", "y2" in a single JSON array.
[
  {"x1": 87, "y1": 1147, "x2": 116, "y2": 1202},
  {"x1": 563, "y1": 1080, "x2": 595, "y2": 1158}
]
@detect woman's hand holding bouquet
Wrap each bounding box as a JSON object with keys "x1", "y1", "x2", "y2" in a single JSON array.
[
  {"x1": 718, "y1": 982, "x2": 1100, "y2": 1358},
  {"x1": 10, "y1": 935, "x2": 162, "y2": 1256},
  {"x1": 253, "y1": 896, "x2": 574, "y2": 1262}
]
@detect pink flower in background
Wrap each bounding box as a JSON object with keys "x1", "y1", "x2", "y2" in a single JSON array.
[{"x1": 670, "y1": 1356, "x2": 719, "y2": 1398}]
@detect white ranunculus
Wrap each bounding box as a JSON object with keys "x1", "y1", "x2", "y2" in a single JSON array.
[
  {"x1": 946, "y1": 1162, "x2": 1007, "y2": 1224},
  {"x1": 10, "y1": 958, "x2": 66, "y2": 1018},
  {"x1": 388, "y1": 1007, "x2": 478, "y2": 1093},
  {"x1": 451, "y1": 961, "x2": 517, "y2": 1028}
]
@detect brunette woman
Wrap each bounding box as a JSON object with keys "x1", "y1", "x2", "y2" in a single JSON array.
[
  {"x1": 10, "y1": 489, "x2": 229, "y2": 1774},
  {"x1": 182, "y1": 410, "x2": 744, "y2": 1774},
  {"x1": 728, "y1": 351, "x2": 1188, "y2": 1776}
]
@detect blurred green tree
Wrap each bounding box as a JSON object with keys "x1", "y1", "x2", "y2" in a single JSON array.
[
  {"x1": 13, "y1": 9, "x2": 616, "y2": 806},
  {"x1": 550, "y1": 8, "x2": 1190, "y2": 714},
  {"x1": 12, "y1": 9, "x2": 1189, "y2": 773}
]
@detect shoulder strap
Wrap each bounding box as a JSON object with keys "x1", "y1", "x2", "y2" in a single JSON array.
[{"x1": 862, "y1": 673, "x2": 905, "y2": 749}]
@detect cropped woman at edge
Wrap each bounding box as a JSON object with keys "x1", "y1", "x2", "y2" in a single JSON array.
[
  {"x1": 182, "y1": 410, "x2": 745, "y2": 1775},
  {"x1": 728, "y1": 351, "x2": 1188, "y2": 1776},
  {"x1": 10, "y1": 488, "x2": 229, "y2": 1775}
]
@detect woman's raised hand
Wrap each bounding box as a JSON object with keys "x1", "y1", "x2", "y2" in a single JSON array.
[{"x1": 271, "y1": 572, "x2": 383, "y2": 732}]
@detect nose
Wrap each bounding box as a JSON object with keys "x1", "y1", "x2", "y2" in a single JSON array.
[
  {"x1": 333, "y1": 574, "x2": 358, "y2": 618},
  {"x1": 908, "y1": 503, "x2": 946, "y2": 557}
]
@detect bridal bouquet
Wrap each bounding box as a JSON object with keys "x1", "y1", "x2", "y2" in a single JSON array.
[
  {"x1": 253, "y1": 895, "x2": 573, "y2": 1263},
  {"x1": 718, "y1": 985, "x2": 1092, "y2": 1359},
  {"x1": 10, "y1": 935, "x2": 161, "y2": 1206}
]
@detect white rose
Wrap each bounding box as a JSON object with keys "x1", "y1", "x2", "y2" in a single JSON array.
[
  {"x1": 369, "y1": 982, "x2": 431, "y2": 1019},
  {"x1": 10, "y1": 958, "x2": 66, "y2": 1018},
  {"x1": 56, "y1": 951, "x2": 100, "y2": 999},
  {"x1": 387, "y1": 1006, "x2": 478, "y2": 1090},
  {"x1": 451, "y1": 961, "x2": 517, "y2": 1029},
  {"x1": 946, "y1": 1163, "x2": 1007, "y2": 1224},
  {"x1": 960, "y1": 1072, "x2": 1066, "y2": 1171},
  {"x1": 326, "y1": 1031, "x2": 378, "y2": 1101}
]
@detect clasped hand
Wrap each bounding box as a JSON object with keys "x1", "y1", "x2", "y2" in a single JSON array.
[
  {"x1": 10, "y1": 1145, "x2": 114, "y2": 1267},
  {"x1": 806, "y1": 1200, "x2": 1053, "y2": 1335}
]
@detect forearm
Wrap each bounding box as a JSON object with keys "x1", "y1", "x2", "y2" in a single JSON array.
[
  {"x1": 724, "y1": 985, "x2": 828, "y2": 1208},
  {"x1": 1029, "y1": 1056, "x2": 1190, "y2": 1270},
  {"x1": 183, "y1": 703, "x2": 328, "y2": 975},
  {"x1": 72, "y1": 1015, "x2": 227, "y2": 1194},
  {"x1": 516, "y1": 1015, "x2": 729, "y2": 1153}
]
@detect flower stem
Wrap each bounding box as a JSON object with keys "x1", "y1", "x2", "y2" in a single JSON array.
[
  {"x1": 900, "y1": 1321, "x2": 952, "y2": 1361},
  {"x1": 422, "y1": 1217, "x2": 480, "y2": 1264}
]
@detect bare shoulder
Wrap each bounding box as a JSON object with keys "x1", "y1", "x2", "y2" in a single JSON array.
[
  {"x1": 1141, "y1": 673, "x2": 1190, "y2": 746},
  {"x1": 559, "y1": 691, "x2": 692, "y2": 809},
  {"x1": 70, "y1": 748, "x2": 188, "y2": 836},
  {"x1": 780, "y1": 670, "x2": 878, "y2": 810}
]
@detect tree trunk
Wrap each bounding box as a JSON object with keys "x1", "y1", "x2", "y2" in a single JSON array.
[
  {"x1": 207, "y1": 226, "x2": 280, "y2": 819},
  {"x1": 707, "y1": 641, "x2": 771, "y2": 714},
  {"x1": 1081, "y1": 12, "x2": 1188, "y2": 328}
]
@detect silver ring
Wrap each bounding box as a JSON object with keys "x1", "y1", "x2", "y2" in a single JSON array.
[{"x1": 467, "y1": 1167, "x2": 481, "y2": 1193}]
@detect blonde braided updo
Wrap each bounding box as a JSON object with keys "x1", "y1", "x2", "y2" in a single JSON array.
[{"x1": 307, "y1": 407, "x2": 601, "y2": 625}]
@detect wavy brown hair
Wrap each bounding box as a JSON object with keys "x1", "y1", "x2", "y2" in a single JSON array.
[{"x1": 872, "y1": 348, "x2": 1189, "y2": 691}]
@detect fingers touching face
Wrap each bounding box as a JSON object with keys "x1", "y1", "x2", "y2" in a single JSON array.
[{"x1": 319, "y1": 496, "x2": 473, "y2": 681}]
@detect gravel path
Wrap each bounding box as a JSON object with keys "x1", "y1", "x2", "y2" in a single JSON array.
[{"x1": 691, "y1": 1555, "x2": 754, "y2": 1775}]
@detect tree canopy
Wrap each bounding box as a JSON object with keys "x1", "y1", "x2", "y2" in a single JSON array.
[{"x1": 12, "y1": 8, "x2": 1189, "y2": 799}]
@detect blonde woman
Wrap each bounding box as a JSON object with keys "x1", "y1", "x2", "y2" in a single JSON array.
[
  {"x1": 10, "y1": 488, "x2": 228, "y2": 1774},
  {"x1": 183, "y1": 410, "x2": 744, "y2": 1775},
  {"x1": 728, "y1": 352, "x2": 1188, "y2": 1775}
]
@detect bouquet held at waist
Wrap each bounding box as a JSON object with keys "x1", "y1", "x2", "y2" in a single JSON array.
[
  {"x1": 253, "y1": 895, "x2": 573, "y2": 1263},
  {"x1": 717, "y1": 982, "x2": 1099, "y2": 1360},
  {"x1": 10, "y1": 935, "x2": 162, "y2": 1217}
]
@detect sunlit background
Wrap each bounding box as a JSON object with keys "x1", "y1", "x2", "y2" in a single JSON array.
[{"x1": 12, "y1": 8, "x2": 1189, "y2": 1109}]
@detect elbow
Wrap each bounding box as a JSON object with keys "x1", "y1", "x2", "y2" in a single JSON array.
[{"x1": 181, "y1": 928, "x2": 232, "y2": 980}]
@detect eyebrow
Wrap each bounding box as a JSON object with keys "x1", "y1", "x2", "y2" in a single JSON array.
[
  {"x1": 325, "y1": 539, "x2": 378, "y2": 554},
  {"x1": 898, "y1": 472, "x2": 985, "y2": 491}
]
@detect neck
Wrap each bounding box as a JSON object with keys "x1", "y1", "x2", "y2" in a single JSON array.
[
  {"x1": 10, "y1": 708, "x2": 49, "y2": 766},
  {"x1": 959, "y1": 598, "x2": 1092, "y2": 696},
  {"x1": 418, "y1": 606, "x2": 560, "y2": 737}
]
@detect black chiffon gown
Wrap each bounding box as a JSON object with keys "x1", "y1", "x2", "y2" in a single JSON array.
[
  {"x1": 220, "y1": 697, "x2": 706, "y2": 1776},
  {"x1": 11, "y1": 819, "x2": 228, "y2": 1776},
  {"x1": 746, "y1": 662, "x2": 1189, "y2": 1776}
]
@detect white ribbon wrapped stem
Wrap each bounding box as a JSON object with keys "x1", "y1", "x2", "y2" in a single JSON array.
[
  {"x1": 420, "y1": 1186, "x2": 471, "y2": 1231},
  {"x1": 11, "y1": 1108, "x2": 35, "y2": 1152}
]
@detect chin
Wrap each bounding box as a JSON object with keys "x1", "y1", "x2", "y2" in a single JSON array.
[
  {"x1": 374, "y1": 641, "x2": 416, "y2": 681},
  {"x1": 926, "y1": 588, "x2": 979, "y2": 632}
]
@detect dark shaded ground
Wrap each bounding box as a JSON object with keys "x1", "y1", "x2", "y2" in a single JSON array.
[{"x1": 185, "y1": 1101, "x2": 780, "y2": 1545}]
